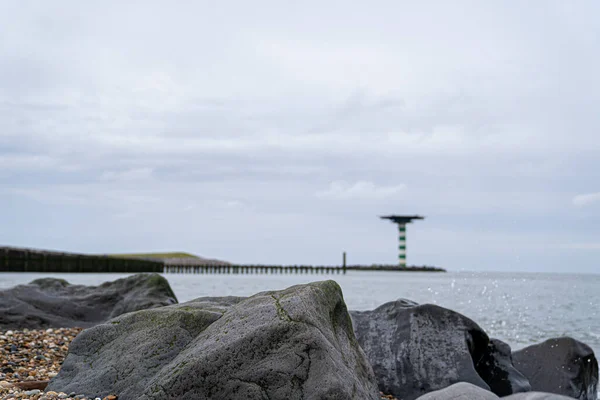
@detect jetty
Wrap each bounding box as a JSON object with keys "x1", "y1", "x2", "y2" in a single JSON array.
[{"x1": 0, "y1": 246, "x2": 445, "y2": 274}]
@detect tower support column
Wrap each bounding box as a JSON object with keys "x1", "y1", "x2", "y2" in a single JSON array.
[{"x1": 398, "y1": 223, "x2": 407, "y2": 267}]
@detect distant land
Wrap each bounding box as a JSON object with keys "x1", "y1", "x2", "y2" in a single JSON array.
[{"x1": 108, "y1": 252, "x2": 231, "y2": 266}]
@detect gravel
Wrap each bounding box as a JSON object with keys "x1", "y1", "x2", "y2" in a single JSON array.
[{"x1": 0, "y1": 328, "x2": 117, "y2": 400}]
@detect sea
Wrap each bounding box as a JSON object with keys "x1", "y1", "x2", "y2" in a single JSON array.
[{"x1": 1, "y1": 271, "x2": 599, "y2": 359}]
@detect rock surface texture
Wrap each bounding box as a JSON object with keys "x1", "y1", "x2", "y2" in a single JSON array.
[
  {"x1": 0, "y1": 274, "x2": 178, "y2": 330},
  {"x1": 513, "y1": 337, "x2": 598, "y2": 400},
  {"x1": 475, "y1": 338, "x2": 532, "y2": 396},
  {"x1": 414, "y1": 382, "x2": 499, "y2": 400},
  {"x1": 350, "y1": 300, "x2": 491, "y2": 400},
  {"x1": 47, "y1": 280, "x2": 380, "y2": 400}
]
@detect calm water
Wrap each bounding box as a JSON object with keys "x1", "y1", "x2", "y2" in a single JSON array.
[{"x1": 1, "y1": 271, "x2": 599, "y2": 358}]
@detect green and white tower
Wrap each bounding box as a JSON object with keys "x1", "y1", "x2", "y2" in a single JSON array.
[{"x1": 380, "y1": 215, "x2": 424, "y2": 267}]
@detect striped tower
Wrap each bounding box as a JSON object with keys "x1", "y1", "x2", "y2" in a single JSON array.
[
  {"x1": 380, "y1": 215, "x2": 424, "y2": 268},
  {"x1": 398, "y1": 223, "x2": 407, "y2": 267}
]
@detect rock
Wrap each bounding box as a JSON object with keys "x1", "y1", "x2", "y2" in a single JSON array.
[
  {"x1": 24, "y1": 389, "x2": 41, "y2": 396},
  {"x1": 0, "y1": 380, "x2": 13, "y2": 388},
  {"x1": 503, "y1": 392, "x2": 577, "y2": 399},
  {"x1": 350, "y1": 300, "x2": 490, "y2": 400},
  {"x1": 0, "y1": 273, "x2": 178, "y2": 330},
  {"x1": 48, "y1": 280, "x2": 379, "y2": 400},
  {"x1": 475, "y1": 338, "x2": 531, "y2": 396},
  {"x1": 414, "y1": 382, "x2": 499, "y2": 400},
  {"x1": 14, "y1": 380, "x2": 49, "y2": 390},
  {"x1": 513, "y1": 337, "x2": 598, "y2": 400}
]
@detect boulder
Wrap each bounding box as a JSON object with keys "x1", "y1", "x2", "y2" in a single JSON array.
[
  {"x1": 512, "y1": 337, "x2": 598, "y2": 400},
  {"x1": 475, "y1": 338, "x2": 531, "y2": 396},
  {"x1": 350, "y1": 300, "x2": 490, "y2": 400},
  {"x1": 503, "y1": 392, "x2": 577, "y2": 400},
  {"x1": 414, "y1": 382, "x2": 499, "y2": 400},
  {"x1": 47, "y1": 280, "x2": 380, "y2": 400},
  {"x1": 0, "y1": 273, "x2": 178, "y2": 330}
]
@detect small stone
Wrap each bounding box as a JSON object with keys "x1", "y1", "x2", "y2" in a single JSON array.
[
  {"x1": 58, "y1": 393, "x2": 68, "y2": 399},
  {"x1": 45, "y1": 391, "x2": 58, "y2": 396},
  {"x1": 105, "y1": 395, "x2": 117, "y2": 400},
  {"x1": 45, "y1": 329, "x2": 54, "y2": 334},
  {"x1": 24, "y1": 389, "x2": 41, "y2": 395},
  {"x1": 47, "y1": 372, "x2": 58, "y2": 378},
  {"x1": 0, "y1": 381, "x2": 13, "y2": 388},
  {"x1": 6, "y1": 331, "x2": 13, "y2": 336}
]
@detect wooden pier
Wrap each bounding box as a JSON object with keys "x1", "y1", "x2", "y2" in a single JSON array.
[{"x1": 163, "y1": 264, "x2": 445, "y2": 274}]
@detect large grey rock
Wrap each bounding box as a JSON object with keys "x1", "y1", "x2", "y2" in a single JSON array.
[
  {"x1": 415, "y1": 382, "x2": 499, "y2": 400},
  {"x1": 0, "y1": 273, "x2": 178, "y2": 330},
  {"x1": 475, "y1": 338, "x2": 531, "y2": 396},
  {"x1": 513, "y1": 337, "x2": 598, "y2": 400},
  {"x1": 503, "y1": 392, "x2": 577, "y2": 399},
  {"x1": 47, "y1": 280, "x2": 380, "y2": 400},
  {"x1": 350, "y1": 300, "x2": 491, "y2": 400}
]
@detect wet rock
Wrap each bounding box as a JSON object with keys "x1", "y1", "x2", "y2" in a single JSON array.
[
  {"x1": 475, "y1": 338, "x2": 531, "y2": 396},
  {"x1": 0, "y1": 273, "x2": 178, "y2": 330},
  {"x1": 48, "y1": 280, "x2": 379, "y2": 400},
  {"x1": 503, "y1": 392, "x2": 576, "y2": 399},
  {"x1": 350, "y1": 300, "x2": 490, "y2": 400},
  {"x1": 513, "y1": 337, "x2": 598, "y2": 400},
  {"x1": 414, "y1": 382, "x2": 499, "y2": 400}
]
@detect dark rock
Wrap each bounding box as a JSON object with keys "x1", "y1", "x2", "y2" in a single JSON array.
[
  {"x1": 475, "y1": 338, "x2": 531, "y2": 396},
  {"x1": 47, "y1": 280, "x2": 380, "y2": 400},
  {"x1": 0, "y1": 273, "x2": 178, "y2": 330},
  {"x1": 414, "y1": 382, "x2": 499, "y2": 400},
  {"x1": 350, "y1": 300, "x2": 490, "y2": 400},
  {"x1": 13, "y1": 380, "x2": 49, "y2": 391},
  {"x1": 513, "y1": 337, "x2": 598, "y2": 400},
  {"x1": 503, "y1": 392, "x2": 577, "y2": 399}
]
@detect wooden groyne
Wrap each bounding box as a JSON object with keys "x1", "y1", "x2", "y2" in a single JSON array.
[
  {"x1": 163, "y1": 264, "x2": 445, "y2": 274},
  {"x1": 0, "y1": 246, "x2": 445, "y2": 274},
  {"x1": 0, "y1": 246, "x2": 163, "y2": 273}
]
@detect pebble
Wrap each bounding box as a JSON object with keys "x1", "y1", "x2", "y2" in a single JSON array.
[{"x1": 0, "y1": 328, "x2": 82, "y2": 400}]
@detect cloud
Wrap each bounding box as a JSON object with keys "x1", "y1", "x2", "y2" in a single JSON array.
[
  {"x1": 100, "y1": 168, "x2": 154, "y2": 182},
  {"x1": 572, "y1": 192, "x2": 600, "y2": 207},
  {"x1": 562, "y1": 243, "x2": 600, "y2": 250},
  {"x1": 315, "y1": 181, "x2": 406, "y2": 200},
  {"x1": 0, "y1": 1, "x2": 599, "y2": 272}
]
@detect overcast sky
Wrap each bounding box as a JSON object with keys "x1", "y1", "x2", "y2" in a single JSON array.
[{"x1": 1, "y1": 1, "x2": 599, "y2": 273}]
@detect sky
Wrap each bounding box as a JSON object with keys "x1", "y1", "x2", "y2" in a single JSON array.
[{"x1": 1, "y1": 1, "x2": 599, "y2": 273}]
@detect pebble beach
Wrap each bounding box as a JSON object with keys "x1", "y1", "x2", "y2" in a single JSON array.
[{"x1": 0, "y1": 328, "x2": 118, "y2": 400}]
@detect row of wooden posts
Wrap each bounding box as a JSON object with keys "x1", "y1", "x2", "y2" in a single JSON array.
[
  {"x1": 163, "y1": 264, "x2": 347, "y2": 274},
  {"x1": 0, "y1": 247, "x2": 162, "y2": 273},
  {"x1": 1, "y1": 247, "x2": 443, "y2": 274}
]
